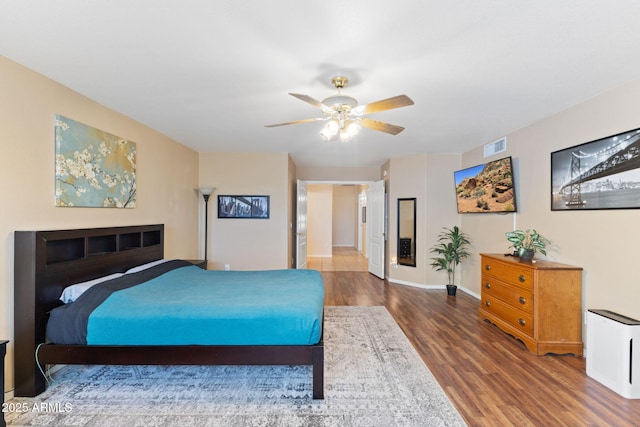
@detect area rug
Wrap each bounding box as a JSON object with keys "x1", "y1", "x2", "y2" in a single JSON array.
[{"x1": 6, "y1": 306, "x2": 466, "y2": 426}]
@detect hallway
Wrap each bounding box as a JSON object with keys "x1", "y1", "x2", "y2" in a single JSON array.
[{"x1": 307, "y1": 246, "x2": 368, "y2": 272}]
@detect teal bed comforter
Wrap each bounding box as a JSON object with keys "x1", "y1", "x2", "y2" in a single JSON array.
[{"x1": 47, "y1": 261, "x2": 324, "y2": 346}]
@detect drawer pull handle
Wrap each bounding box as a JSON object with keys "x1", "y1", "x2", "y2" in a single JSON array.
[
  {"x1": 485, "y1": 264, "x2": 491, "y2": 271},
  {"x1": 519, "y1": 296, "x2": 526, "y2": 304},
  {"x1": 518, "y1": 318, "x2": 526, "y2": 326},
  {"x1": 485, "y1": 300, "x2": 491, "y2": 307},
  {"x1": 485, "y1": 283, "x2": 491, "y2": 289},
  {"x1": 518, "y1": 275, "x2": 526, "y2": 283}
]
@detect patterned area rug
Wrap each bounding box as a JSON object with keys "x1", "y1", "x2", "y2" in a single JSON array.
[{"x1": 6, "y1": 306, "x2": 466, "y2": 426}]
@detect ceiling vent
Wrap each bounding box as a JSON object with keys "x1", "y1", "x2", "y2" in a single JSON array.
[{"x1": 484, "y1": 137, "x2": 507, "y2": 158}]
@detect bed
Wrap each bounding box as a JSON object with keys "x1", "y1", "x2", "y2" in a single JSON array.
[{"x1": 14, "y1": 224, "x2": 325, "y2": 399}]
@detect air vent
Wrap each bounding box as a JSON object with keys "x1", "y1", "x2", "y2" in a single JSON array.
[{"x1": 484, "y1": 137, "x2": 507, "y2": 158}]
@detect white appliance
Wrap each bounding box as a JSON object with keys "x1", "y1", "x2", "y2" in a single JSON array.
[{"x1": 586, "y1": 309, "x2": 640, "y2": 399}]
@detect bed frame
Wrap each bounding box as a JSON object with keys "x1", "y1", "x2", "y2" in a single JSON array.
[{"x1": 14, "y1": 224, "x2": 324, "y2": 399}]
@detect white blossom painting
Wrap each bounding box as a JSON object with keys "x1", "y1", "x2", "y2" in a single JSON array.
[{"x1": 55, "y1": 115, "x2": 136, "y2": 208}]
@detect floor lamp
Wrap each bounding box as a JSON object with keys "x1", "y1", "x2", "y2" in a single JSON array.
[{"x1": 198, "y1": 187, "x2": 215, "y2": 262}]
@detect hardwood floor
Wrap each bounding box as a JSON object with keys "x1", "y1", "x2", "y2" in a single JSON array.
[
  {"x1": 322, "y1": 271, "x2": 640, "y2": 426},
  {"x1": 307, "y1": 247, "x2": 368, "y2": 272}
]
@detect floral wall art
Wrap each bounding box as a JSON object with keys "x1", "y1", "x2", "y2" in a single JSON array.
[{"x1": 55, "y1": 115, "x2": 136, "y2": 208}]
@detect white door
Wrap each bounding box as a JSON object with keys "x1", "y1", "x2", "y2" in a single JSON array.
[
  {"x1": 296, "y1": 180, "x2": 308, "y2": 269},
  {"x1": 367, "y1": 180, "x2": 385, "y2": 278}
]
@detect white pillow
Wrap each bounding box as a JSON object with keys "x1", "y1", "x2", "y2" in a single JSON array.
[
  {"x1": 59, "y1": 273, "x2": 124, "y2": 304},
  {"x1": 124, "y1": 259, "x2": 171, "y2": 274}
]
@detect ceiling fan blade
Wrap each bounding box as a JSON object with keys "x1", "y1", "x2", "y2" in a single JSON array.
[
  {"x1": 359, "y1": 118, "x2": 405, "y2": 135},
  {"x1": 289, "y1": 93, "x2": 332, "y2": 112},
  {"x1": 265, "y1": 117, "x2": 325, "y2": 128},
  {"x1": 353, "y1": 94, "x2": 414, "y2": 115}
]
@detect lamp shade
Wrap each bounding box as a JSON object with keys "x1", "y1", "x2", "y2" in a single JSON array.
[{"x1": 197, "y1": 187, "x2": 215, "y2": 196}]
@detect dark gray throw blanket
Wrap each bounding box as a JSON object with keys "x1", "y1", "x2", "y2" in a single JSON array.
[{"x1": 46, "y1": 260, "x2": 192, "y2": 345}]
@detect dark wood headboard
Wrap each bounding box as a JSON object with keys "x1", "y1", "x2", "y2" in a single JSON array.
[{"x1": 14, "y1": 224, "x2": 164, "y2": 396}]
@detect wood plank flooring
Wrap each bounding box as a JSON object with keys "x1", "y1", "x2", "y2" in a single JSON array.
[
  {"x1": 307, "y1": 247, "x2": 369, "y2": 272},
  {"x1": 321, "y1": 267, "x2": 640, "y2": 426}
]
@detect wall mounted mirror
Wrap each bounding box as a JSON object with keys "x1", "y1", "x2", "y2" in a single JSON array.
[{"x1": 397, "y1": 198, "x2": 416, "y2": 267}]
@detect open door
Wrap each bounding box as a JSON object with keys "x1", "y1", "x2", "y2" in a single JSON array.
[
  {"x1": 296, "y1": 180, "x2": 308, "y2": 269},
  {"x1": 367, "y1": 180, "x2": 385, "y2": 278}
]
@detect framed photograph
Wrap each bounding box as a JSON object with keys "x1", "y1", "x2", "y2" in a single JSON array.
[
  {"x1": 217, "y1": 195, "x2": 270, "y2": 218},
  {"x1": 551, "y1": 127, "x2": 640, "y2": 210}
]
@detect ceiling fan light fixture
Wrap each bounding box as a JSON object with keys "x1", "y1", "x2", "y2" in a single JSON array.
[
  {"x1": 320, "y1": 120, "x2": 339, "y2": 140},
  {"x1": 266, "y1": 75, "x2": 413, "y2": 139},
  {"x1": 339, "y1": 121, "x2": 360, "y2": 142},
  {"x1": 321, "y1": 95, "x2": 358, "y2": 109},
  {"x1": 331, "y1": 76, "x2": 348, "y2": 89},
  {"x1": 339, "y1": 128, "x2": 353, "y2": 142},
  {"x1": 347, "y1": 121, "x2": 360, "y2": 136}
]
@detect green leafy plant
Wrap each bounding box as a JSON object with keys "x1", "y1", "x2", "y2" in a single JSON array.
[
  {"x1": 429, "y1": 226, "x2": 472, "y2": 285},
  {"x1": 505, "y1": 229, "x2": 550, "y2": 257}
]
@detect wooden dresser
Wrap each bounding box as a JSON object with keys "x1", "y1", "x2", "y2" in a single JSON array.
[{"x1": 478, "y1": 253, "x2": 583, "y2": 356}]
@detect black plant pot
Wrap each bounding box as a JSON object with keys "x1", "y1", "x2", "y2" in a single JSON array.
[
  {"x1": 446, "y1": 285, "x2": 457, "y2": 296},
  {"x1": 519, "y1": 249, "x2": 535, "y2": 261}
]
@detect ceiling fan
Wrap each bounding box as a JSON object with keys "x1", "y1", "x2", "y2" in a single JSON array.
[{"x1": 265, "y1": 76, "x2": 414, "y2": 142}]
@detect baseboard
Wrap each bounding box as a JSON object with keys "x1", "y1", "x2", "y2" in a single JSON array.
[
  {"x1": 386, "y1": 278, "x2": 480, "y2": 300},
  {"x1": 460, "y1": 287, "x2": 480, "y2": 300}
]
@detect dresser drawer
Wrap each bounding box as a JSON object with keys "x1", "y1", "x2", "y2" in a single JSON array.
[
  {"x1": 481, "y1": 296, "x2": 533, "y2": 337},
  {"x1": 482, "y1": 258, "x2": 533, "y2": 289},
  {"x1": 481, "y1": 277, "x2": 533, "y2": 313}
]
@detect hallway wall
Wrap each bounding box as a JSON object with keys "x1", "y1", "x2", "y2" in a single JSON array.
[
  {"x1": 332, "y1": 185, "x2": 358, "y2": 247},
  {"x1": 307, "y1": 184, "x2": 333, "y2": 257}
]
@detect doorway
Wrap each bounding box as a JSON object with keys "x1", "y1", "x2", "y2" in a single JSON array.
[{"x1": 304, "y1": 182, "x2": 369, "y2": 271}]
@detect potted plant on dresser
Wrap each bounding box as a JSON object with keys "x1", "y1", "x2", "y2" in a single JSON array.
[
  {"x1": 505, "y1": 229, "x2": 550, "y2": 261},
  {"x1": 429, "y1": 226, "x2": 472, "y2": 296}
]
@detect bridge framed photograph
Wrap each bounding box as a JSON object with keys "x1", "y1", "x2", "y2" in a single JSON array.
[
  {"x1": 217, "y1": 195, "x2": 270, "y2": 218},
  {"x1": 551, "y1": 127, "x2": 640, "y2": 210}
]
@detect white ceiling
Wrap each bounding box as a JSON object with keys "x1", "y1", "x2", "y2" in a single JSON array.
[{"x1": 3, "y1": 1, "x2": 640, "y2": 168}]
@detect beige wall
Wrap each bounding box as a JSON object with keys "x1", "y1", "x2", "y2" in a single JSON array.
[
  {"x1": 332, "y1": 186, "x2": 358, "y2": 247},
  {"x1": 1, "y1": 55, "x2": 200, "y2": 394},
  {"x1": 297, "y1": 165, "x2": 380, "y2": 181},
  {"x1": 425, "y1": 154, "x2": 464, "y2": 284},
  {"x1": 307, "y1": 184, "x2": 333, "y2": 257},
  {"x1": 459, "y1": 76, "x2": 640, "y2": 322},
  {"x1": 199, "y1": 152, "x2": 290, "y2": 270},
  {"x1": 386, "y1": 154, "x2": 461, "y2": 287}
]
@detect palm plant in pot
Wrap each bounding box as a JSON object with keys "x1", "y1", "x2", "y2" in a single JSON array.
[
  {"x1": 505, "y1": 229, "x2": 550, "y2": 261},
  {"x1": 429, "y1": 226, "x2": 471, "y2": 296}
]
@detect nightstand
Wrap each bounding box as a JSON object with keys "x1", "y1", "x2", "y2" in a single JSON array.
[
  {"x1": 185, "y1": 259, "x2": 207, "y2": 269},
  {"x1": 1, "y1": 340, "x2": 7, "y2": 427}
]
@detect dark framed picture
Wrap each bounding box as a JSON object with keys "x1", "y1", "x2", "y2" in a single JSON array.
[
  {"x1": 217, "y1": 195, "x2": 270, "y2": 218},
  {"x1": 551, "y1": 127, "x2": 640, "y2": 210}
]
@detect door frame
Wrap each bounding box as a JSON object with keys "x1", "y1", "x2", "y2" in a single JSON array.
[
  {"x1": 366, "y1": 179, "x2": 386, "y2": 279},
  {"x1": 295, "y1": 180, "x2": 308, "y2": 269}
]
